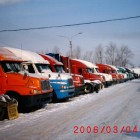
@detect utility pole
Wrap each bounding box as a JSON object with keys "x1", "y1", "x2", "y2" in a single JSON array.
[{"x1": 58, "y1": 32, "x2": 82, "y2": 73}]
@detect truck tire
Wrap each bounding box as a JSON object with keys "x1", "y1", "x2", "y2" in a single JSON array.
[
  {"x1": 52, "y1": 91, "x2": 58, "y2": 103},
  {"x1": 0, "y1": 108, "x2": 6, "y2": 121},
  {"x1": 85, "y1": 84, "x2": 93, "y2": 93}
]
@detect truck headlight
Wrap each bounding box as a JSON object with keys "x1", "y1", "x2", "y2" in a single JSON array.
[
  {"x1": 30, "y1": 89, "x2": 41, "y2": 94},
  {"x1": 60, "y1": 85, "x2": 67, "y2": 89}
]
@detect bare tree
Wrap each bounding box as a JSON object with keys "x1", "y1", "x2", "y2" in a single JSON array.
[
  {"x1": 65, "y1": 50, "x2": 70, "y2": 57},
  {"x1": 94, "y1": 44, "x2": 104, "y2": 64},
  {"x1": 116, "y1": 45, "x2": 134, "y2": 67},
  {"x1": 52, "y1": 46, "x2": 60, "y2": 54},
  {"x1": 72, "y1": 46, "x2": 82, "y2": 59},
  {"x1": 82, "y1": 50, "x2": 95, "y2": 63},
  {"x1": 36, "y1": 49, "x2": 49, "y2": 54},
  {"x1": 105, "y1": 42, "x2": 118, "y2": 65}
]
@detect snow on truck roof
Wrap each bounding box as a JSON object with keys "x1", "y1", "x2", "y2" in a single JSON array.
[
  {"x1": 73, "y1": 59, "x2": 98, "y2": 68},
  {"x1": 4, "y1": 47, "x2": 50, "y2": 64},
  {"x1": 98, "y1": 63, "x2": 118, "y2": 70},
  {"x1": 0, "y1": 47, "x2": 22, "y2": 61},
  {"x1": 108, "y1": 64, "x2": 118, "y2": 70}
]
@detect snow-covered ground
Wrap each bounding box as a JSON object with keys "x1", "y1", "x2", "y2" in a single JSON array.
[{"x1": 0, "y1": 79, "x2": 140, "y2": 140}]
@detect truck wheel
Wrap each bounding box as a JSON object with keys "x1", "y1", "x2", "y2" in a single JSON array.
[
  {"x1": 52, "y1": 91, "x2": 58, "y2": 103},
  {"x1": 95, "y1": 84, "x2": 100, "y2": 93},
  {"x1": 85, "y1": 84, "x2": 93, "y2": 93},
  {"x1": 0, "y1": 108, "x2": 6, "y2": 121}
]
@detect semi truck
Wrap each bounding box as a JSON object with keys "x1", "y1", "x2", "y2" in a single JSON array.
[
  {"x1": 0, "y1": 47, "x2": 53, "y2": 114},
  {"x1": 71, "y1": 59, "x2": 105, "y2": 93},
  {"x1": 89, "y1": 64, "x2": 113, "y2": 87},
  {"x1": 39, "y1": 54, "x2": 85, "y2": 96},
  {"x1": 96, "y1": 64, "x2": 123, "y2": 84},
  {"x1": 5, "y1": 47, "x2": 75, "y2": 102},
  {"x1": 117, "y1": 66, "x2": 128, "y2": 82},
  {"x1": 47, "y1": 53, "x2": 101, "y2": 93}
]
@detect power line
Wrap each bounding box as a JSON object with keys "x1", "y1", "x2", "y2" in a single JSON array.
[{"x1": 0, "y1": 15, "x2": 140, "y2": 32}]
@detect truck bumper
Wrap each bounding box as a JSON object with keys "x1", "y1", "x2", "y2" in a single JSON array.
[
  {"x1": 104, "y1": 81, "x2": 112, "y2": 87},
  {"x1": 74, "y1": 85, "x2": 85, "y2": 96},
  {"x1": 22, "y1": 92, "x2": 52, "y2": 108},
  {"x1": 56, "y1": 88, "x2": 75, "y2": 100}
]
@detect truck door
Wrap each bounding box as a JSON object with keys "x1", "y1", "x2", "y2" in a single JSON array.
[{"x1": 81, "y1": 69, "x2": 89, "y2": 80}]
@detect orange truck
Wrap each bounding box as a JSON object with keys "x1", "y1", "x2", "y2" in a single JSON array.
[{"x1": 0, "y1": 48, "x2": 53, "y2": 112}]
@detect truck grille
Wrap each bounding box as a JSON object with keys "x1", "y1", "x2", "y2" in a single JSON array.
[
  {"x1": 68, "y1": 78, "x2": 73, "y2": 86},
  {"x1": 41, "y1": 80, "x2": 51, "y2": 91}
]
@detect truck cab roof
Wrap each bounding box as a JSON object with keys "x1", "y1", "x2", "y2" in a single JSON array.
[
  {"x1": 39, "y1": 54, "x2": 63, "y2": 66},
  {"x1": 72, "y1": 59, "x2": 98, "y2": 69},
  {"x1": 4, "y1": 47, "x2": 49, "y2": 64},
  {"x1": 96, "y1": 63, "x2": 117, "y2": 71},
  {"x1": 0, "y1": 47, "x2": 23, "y2": 62}
]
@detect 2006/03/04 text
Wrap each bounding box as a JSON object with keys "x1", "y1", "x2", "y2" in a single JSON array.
[{"x1": 74, "y1": 125, "x2": 138, "y2": 134}]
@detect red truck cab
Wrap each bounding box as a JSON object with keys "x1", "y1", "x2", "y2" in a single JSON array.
[
  {"x1": 71, "y1": 59, "x2": 105, "y2": 82},
  {"x1": 96, "y1": 64, "x2": 121, "y2": 84},
  {"x1": 40, "y1": 54, "x2": 85, "y2": 95},
  {"x1": 0, "y1": 48, "x2": 53, "y2": 111},
  {"x1": 70, "y1": 59, "x2": 105, "y2": 93}
]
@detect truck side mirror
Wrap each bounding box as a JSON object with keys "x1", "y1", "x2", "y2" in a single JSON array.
[
  {"x1": 48, "y1": 74, "x2": 51, "y2": 78},
  {"x1": 23, "y1": 65, "x2": 28, "y2": 71},
  {"x1": 58, "y1": 72, "x2": 60, "y2": 77},
  {"x1": 23, "y1": 71, "x2": 28, "y2": 78}
]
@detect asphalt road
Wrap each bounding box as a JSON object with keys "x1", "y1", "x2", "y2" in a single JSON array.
[{"x1": 0, "y1": 79, "x2": 140, "y2": 140}]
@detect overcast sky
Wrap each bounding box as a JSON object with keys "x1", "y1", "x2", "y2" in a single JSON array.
[{"x1": 0, "y1": 0, "x2": 140, "y2": 66}]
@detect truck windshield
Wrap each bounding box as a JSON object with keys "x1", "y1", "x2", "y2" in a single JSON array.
[
  {"x1": 86, "y1": 68, "x2": 94, "y2": 74},
  {"x1": 35, "y1": 64, "x2": 52, "y2": 73},
  {"x1": 95, "y1": 68, "x2": 100, "y2": 73},
  {"x1": 112, "y1": 70, "x2": 117, "y2": 74},
  {"x1": 1, "y1": 62, "x2": 23, "y2": 73},
  {"x1": 55, "y1": 65, "x2": 65, "y2": 73}
]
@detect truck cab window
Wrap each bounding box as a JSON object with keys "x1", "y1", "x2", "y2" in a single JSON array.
[
  {"x1": 35, "y1": 64, "x2": 52, "y2": 73},
  {"x1": 1, "y1": 63, "x2": 13, "y2": 72},
  {"x1": 28, "y1": 64, "x2": 35, "y2": 73},
  {"x1": 103, "y1": 70, "x2": 106, "y2": 73},
  {"x1": 1, "y1": 62, "x2": 22, "y2": 73},
  {"x1": 86, "y1": 68, "x2": 93, "y2": 74},
  {"x1": 55, "y1": 65, "x2": 65, "y2": 73},
  {"x1": 78, "y1": 68, "x2": 82, "y2": 75}
]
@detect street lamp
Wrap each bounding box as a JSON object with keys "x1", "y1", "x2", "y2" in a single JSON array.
[{"x1": 58, "y1": 32, "x2": 82, "y2": 58}]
